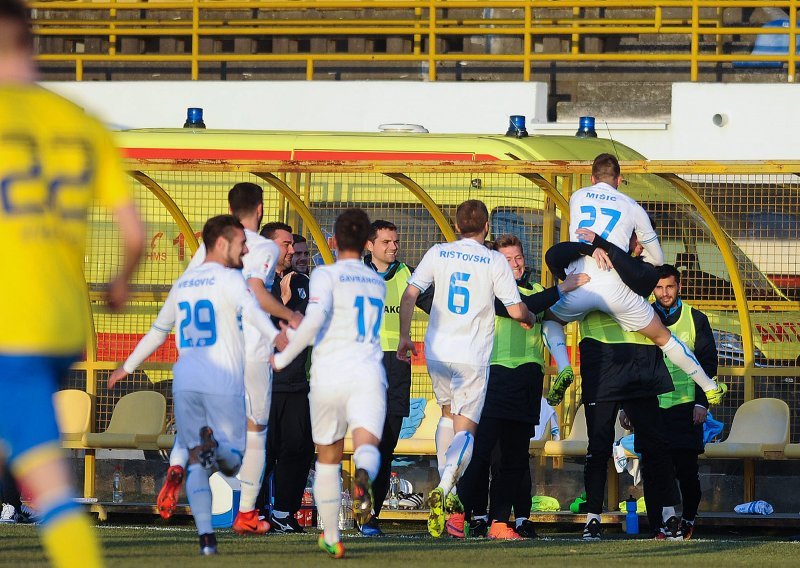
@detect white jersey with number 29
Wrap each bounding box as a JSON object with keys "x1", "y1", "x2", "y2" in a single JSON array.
[
  {"x1": 408, "y1": 238, "x2": 521, "y2": 367},
  {"x1": 187, "y1": 229, "x2": 279, "y2": 361},
  {"x1": 147, "y1": 262, "x2": 277, "y2": 396},
  {"x1": 568, "y1": 181, "x2": 663, "y2": 265}
]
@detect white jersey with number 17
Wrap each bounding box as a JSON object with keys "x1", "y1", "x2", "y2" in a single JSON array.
[
  {"x1": 308, "y1": 259, "x2": 387, "y2": 367},
  {"x1": 408, "y1": 238, "x2": 521, "y2": 367}
]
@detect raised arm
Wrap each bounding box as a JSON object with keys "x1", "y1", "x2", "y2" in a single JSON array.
[
  {"x1": 106, "y1": 203, "x2": 145, "y2": 311},
  {"x1": 241, "y1": 294, "x2": 279, "y2": 346},
  {"x1": 633, "y1": 204, "x2": 664, "y2": 266},
  {"x1": 397, "y1": 285, "x2": 421, "y2": 362},
  {"x1": 492, "y1": 254, "x2": 528, "y2": 324},
  {"x1": 575, "y1": 229, "x2": 659, "y2": 297},
  {"x1": 272, "y1": 269, "x2": 332, "y2": 369},
  {"x1": 244, "y1": 240, "x2": 302, "y2": 327},
  {"x1": 108, "y1": 292, "x2": 175, "y2": 388},
  {"x1": 397, "y1": 248, "x2": 436, "y2": 362}
]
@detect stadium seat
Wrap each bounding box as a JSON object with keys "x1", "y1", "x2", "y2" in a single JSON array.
[
  {"x1": 528, "y1": 438, "x2": 547, "y2": 455},
  {"x1": 82, "y1": 391, "x2": 167, "y2": 450},
  {"x1": 702, "y1": 398, "x2": 789, "y2": 459},
  {"x1": 543, "y1": 405, "x2": 589, "y2": 457},
  {"x1": 783, "y1": 444, "x2": 800, "y2": 459},
  {"x1": 542, "y1": 404, "x2": 627, "y2": 457},
  {"x1": 157, "y1": 434, "x2": 176, "y2": 450},
  {"x1": 53, "y1": 389, "x2": 92, "y2": 449},
  {"x1": 394, "y1": 398, "x2": 440, "y2": 455}
]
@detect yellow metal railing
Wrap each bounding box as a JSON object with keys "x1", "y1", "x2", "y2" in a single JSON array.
[{"x1": 29, "y1": 1, "x2": 800, "y2": 82}]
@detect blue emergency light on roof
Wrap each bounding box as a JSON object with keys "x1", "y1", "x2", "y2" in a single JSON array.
[
  {"x1": 575, "y1": 116, "x2": 597, "y2": 138},
  {"x1": 505, "y1": 115, "x2": 528, "y2": 138},
  {"x1": 184, "y1": 107, "x2": 206, "y2": 129}
]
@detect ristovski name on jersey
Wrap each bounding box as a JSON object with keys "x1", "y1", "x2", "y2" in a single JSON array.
[{"x1": 438, "y1": 250, "x2": 492, "y2": 264}]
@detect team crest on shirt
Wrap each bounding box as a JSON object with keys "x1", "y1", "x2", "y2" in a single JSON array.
[{"x1": 297, "y1": 287, "x2": 307, "y2": 300}]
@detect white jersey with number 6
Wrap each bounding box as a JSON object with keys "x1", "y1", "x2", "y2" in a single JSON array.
[
  {"x1": 408, "y1": 238, "x2": 521, "y2": 367},
  {"x1": 147, "y1": 262, "x2": 277, "y2": 396},
  {"x1": 568, "y1": 181, "x2": 663, "y2": 265}
]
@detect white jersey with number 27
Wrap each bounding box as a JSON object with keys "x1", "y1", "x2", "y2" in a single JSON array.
[
  {"x1": 408, "y1": 238, "x2": 521, "y2": 367},
  {"x1": 568, "y1": 181, "x2": 662, "y2": 265}
]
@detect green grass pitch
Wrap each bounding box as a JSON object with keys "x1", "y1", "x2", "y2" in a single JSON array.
[{"x1": 1, "y1": 522, "x2": 799, "y2": 567}]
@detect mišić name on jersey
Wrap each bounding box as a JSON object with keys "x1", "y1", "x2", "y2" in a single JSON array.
[
  {"x1": 438, "y1": 250, "x2": 492, "y2": 264},
  {"x1": 178, "y1": 277, "x2": 216, "y2": 288},
  {"x1": 585, "y1": 192, "x2": 617, "y2": 201},
  {"x1": 339, "y1": 274, "x2": 385, "y2": 286}
]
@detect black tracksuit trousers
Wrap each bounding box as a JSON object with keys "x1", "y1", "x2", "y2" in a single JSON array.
[
  {"x1": 585, "y1": 397, "x2": 678, "y2": 520},
  {"x1": 458, "y1": 416, "x2": 535, "y2": 522}
]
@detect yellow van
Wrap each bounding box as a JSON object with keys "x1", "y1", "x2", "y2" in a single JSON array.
[{"x1": 91, "y1": 127, "x2": 797, "y2": 409}]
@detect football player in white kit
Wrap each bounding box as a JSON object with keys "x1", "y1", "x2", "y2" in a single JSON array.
[
  {"x1": 271, "y1": 209, "x2": 386, "y2": 559},
  {"x1": 108, "y1": 215, "x2": 283, "y2": 555},
  {"x1": 396, "y1": 200, "x2": 531, "y2": 538},
  {"x1": 157, "y1": 183, "x2": 302, "y2": 535},
  {"x1": 542, "y1": 153, "x2": 727, "y2": 406}
]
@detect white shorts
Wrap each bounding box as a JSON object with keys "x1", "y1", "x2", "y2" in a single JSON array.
[
  {"x1": 548, "y1": 257, "x2": 655, "y2": 332},
  {"x1": 244, "y1": 360, "x2": 272, "y2": 426},
  {"x1": 308, "y1": 361, "x2": 387, "y2": 446},
  {"x1": 174, "y1": 390, "x2": 246, "y2": 454},
  {"x1": 427, "y1": 359, "x2": 489, "y2": 424}
]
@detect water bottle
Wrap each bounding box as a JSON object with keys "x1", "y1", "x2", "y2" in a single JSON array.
[
  {"x1": 625, "y1": 495, "x2": 639, "y2": 534},
  {"x1": 339, "y1": 490, "x2": 354, "y2": 530},
  {"x1": 388, "y1": 472, "x2": 400, "y2": 510},
  {"x1": 112, "y1": 466, "x2": 123, "y2": 503}
]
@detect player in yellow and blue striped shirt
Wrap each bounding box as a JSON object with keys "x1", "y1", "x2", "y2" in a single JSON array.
[{"x1": 0, "y1": 2, "x2": 144, "y2": 565}]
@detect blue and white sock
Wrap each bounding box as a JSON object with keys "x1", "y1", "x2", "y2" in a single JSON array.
[
  {"x1": 438, "y1": 430, "x2": 474, "y2": 495},
  {"x1": 435, "y1": 416, "x2": 454, "y2": 478},
  {"x1": 237, "y1": 429, "x2": 266, "y2": 511},
  {"x1": 353, "y1": 444, "x2": 381, "y2": 481},
  {"x1": 314, "y1": 462, "x2": 342, "y2": 546},
  {"x1": 186, "y1": 463, "x2": 213, "y2": 535}
]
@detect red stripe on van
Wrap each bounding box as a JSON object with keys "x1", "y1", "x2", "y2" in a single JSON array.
[
  {"x1": 122, "y1": 148, "x2": 499, "y2": 162},
  {"x1": 122, "y1": 148, "x2": 292, "y2": 160},
  {"x1": 293, "y1": 151, "x2": 499, "y2": 161}
]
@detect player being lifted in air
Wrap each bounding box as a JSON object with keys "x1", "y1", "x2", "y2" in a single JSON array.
[
  {"x1": 396, "y1": 200, "x2": 531, "y2": 538},
  {"x1": 542, "y1": 153, "x2": 727, "y2": 407},
  {"x1": 271, "y1": 209, "x2": 387, "y2": 559},
  {"x1": 109, "y1": 215, "x2": 283, "y2": 556}
]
